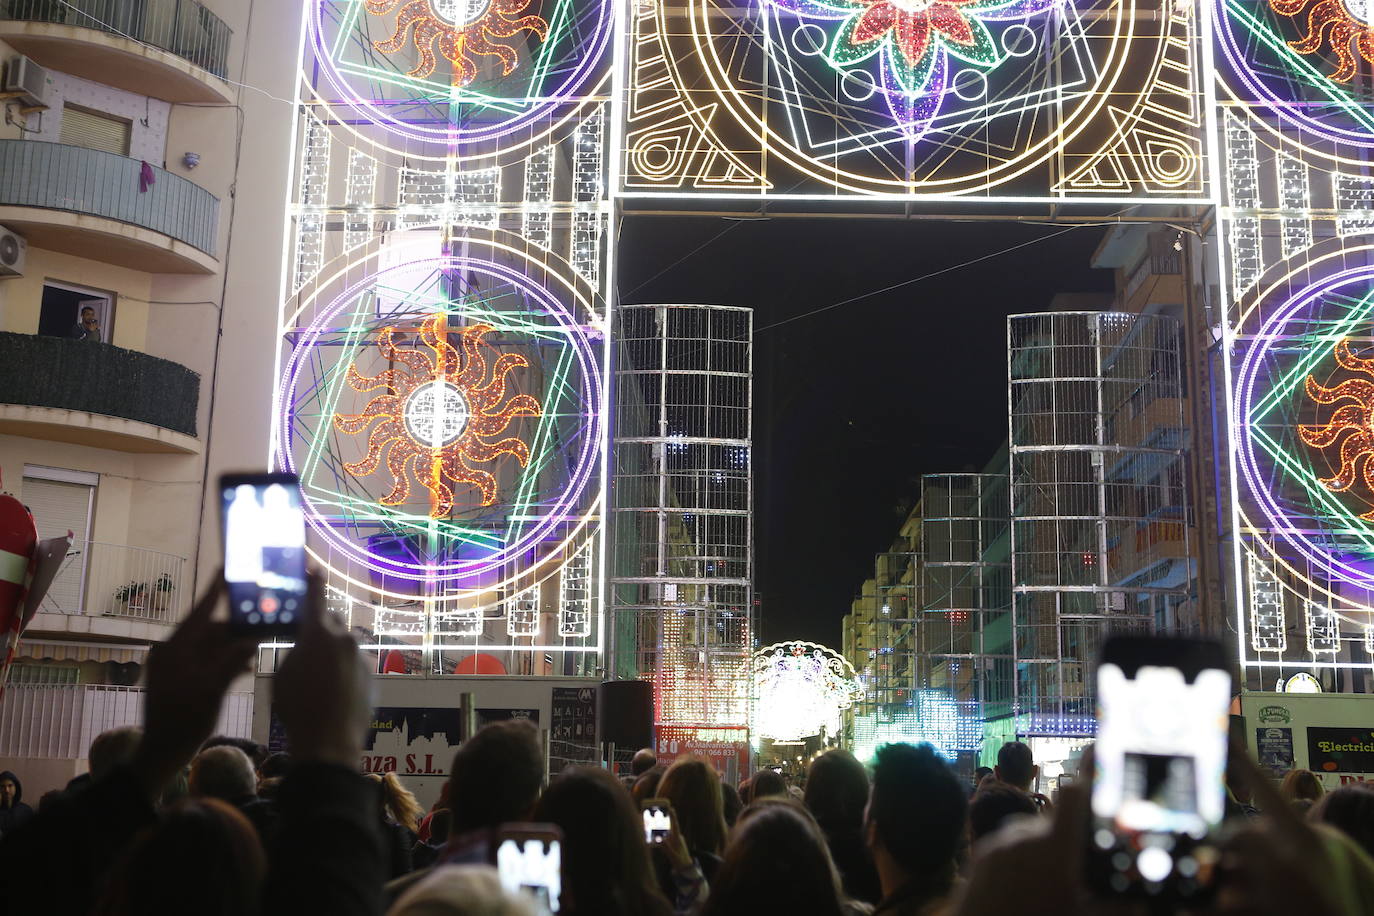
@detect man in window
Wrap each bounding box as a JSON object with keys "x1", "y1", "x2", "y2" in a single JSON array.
[{"x1": 71, "y1": 306, "x2": 100, "y2": 342}]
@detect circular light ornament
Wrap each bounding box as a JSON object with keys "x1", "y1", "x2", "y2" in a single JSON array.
[
  {"x1": 1234, "y1": 237, "x2": 1374, "y2": 603},
  {"x1": 752, "y1": 641, "x2": 863, "y2": 742},
  {"x1": 681, "y1": 0, "x2": 1178, "y2": 194},
  {"x1": 404, "y1": 381, "x2": 471, "y2": 448},
  {"x1": 1283, "y1": 672, "x2": 1323, "y2": 693},
  {"x1": 308, "y1": 0, "x2": 613, "y2": 160},
  {"x1": 276, "y1": 239, "x2": 602, "y2": 593},
  {"x1": 1215, "y1": 0, "x2": 1374, "y2": 155}
]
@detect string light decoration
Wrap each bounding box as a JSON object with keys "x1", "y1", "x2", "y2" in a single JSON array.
[
  {"x1": 292, "y1": 112, "x2": 331, "y2": 292},
  {"x1": 621, "y1": 0, "x2": 1208, "y2": 198},
  {"x1": 849, "y1": 691, "x2": 984, "y2": 763},
  {"x1": 558, "y1": 540, "x2": 593, "y2": 638},
  {"x1": 333, "y1": 312, "x2": 542, "y2": 517},
  {"x1": 1307, "y1": 601, "x2": 1342, "y2": 653},
  {"x1": 1299, "y1": 338, "x2": 1374, "y2": 518},
  {"x1": 507, "y1": 583, "x2": 540, "y2": 636},
  {"x1": 365, "y1": 0, "x2": 547, "y2": 84},
  {"x1": 1269, "y1": 0, "x2": 1374, "y2": 82},
  {"x1": 1248, "y1": 553, "x2": 1288, "y2": 652},
  {"x1": 751, "y1": 642, "x2": 862, "y2": 742}
]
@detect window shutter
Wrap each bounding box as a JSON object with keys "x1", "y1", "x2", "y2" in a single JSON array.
[
  {"x1": 60, "y1": 106, "x2": 132, "y2": 156},
  {"x1": 21, "y1": 476, "x2": 94, "y2": 613}
]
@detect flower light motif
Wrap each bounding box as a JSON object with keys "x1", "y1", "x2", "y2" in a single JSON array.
[
  {"x1": 366, "y1": 0, "x2": 548, "y2": 84},
  {"x1": 1300, "y1": 337, "x2": 1374, "y2": 518},
  {"x1": 769, "y1": 0, "x2": 1060, "y2": 132},
  {"x1": 333, "y1": 313, "x2": 541, "y2": 518},
  {"x1": 752, "y1": 641, "x2": 863, "y2": 742},
  {"x1": 1269, "y1": 0, "x2": 1374, "y2": 82}
]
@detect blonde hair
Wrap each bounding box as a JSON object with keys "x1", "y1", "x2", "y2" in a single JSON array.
[
  {"x1": 368, "y1": 772, "x2": 425, "y2": 833},
  {"x1": 387, "y1": 865, "x2": 537, "y2": 916}
]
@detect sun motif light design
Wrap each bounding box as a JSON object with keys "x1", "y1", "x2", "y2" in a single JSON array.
[
  {"x1": 366, "y1": 0, "x2": 548, "y2": 84},
  {"x1": 1300, "y1": 338, "x2": 1374, "y2": 518},
  {"x1": 1269, "y1": 0, "x2": 1374, "y2": 82},
  {"x1": 758, "y1": 0, "x2": 1058, "y2": 134},
  {"x1": 333, "y1": 313, "x2": 541, "y2": 518},
  {"x1": 752, "y1": 641, "x2": 863, "y2": 742}
]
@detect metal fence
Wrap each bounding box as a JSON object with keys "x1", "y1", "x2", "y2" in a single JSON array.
[
  {"x1": 0, "y1": 139, "x2": 220, "y2": 255},
  {"x1": 0, "y1": 332, "x2": 201, "y2": 435},
  {"x1": 38, "y1": 539, "x2": 189, "y2": 624},
  {"x1": 1, "y1": 0, "x2": 233, "y2": 78},
  {"x1": 0, "y1": 685, "x2": 252, "y2": 759}
]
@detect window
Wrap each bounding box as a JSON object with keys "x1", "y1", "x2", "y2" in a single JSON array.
[
  {"x1": 6, "y1": 664, "x2": 79, "y2": 686},
  {"x1": 22, "y1": 465, "x2": 98, "y2": 615},
  {"x1": 60, "y1": 104, "x2": 132, "y2": 156},
  {"x1": 37, "y1": 281, "x2": 113, "y2": 342}
]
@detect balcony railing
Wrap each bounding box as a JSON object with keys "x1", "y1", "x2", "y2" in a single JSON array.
[
  {"x1": 1, "y1": 0, "x2": 232, "y2": 78},
  {"x1": 0, "y1": 333, "x2": 200, "y2": 436},
  {"x1": 37, "y1": 539, "x2": 189, "y2": 624},
  {"x1": 0, "y1": 140, "x2": 220, "y2": 255},
  {"x1": 0, "y1": 685, "x2": 252, "y2": 758}
]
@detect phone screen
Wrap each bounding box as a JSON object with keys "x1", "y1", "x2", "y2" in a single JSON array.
[
  {"x1": 220, "y1": 473, "x2": 307, "y2": 635},
  {"x1": 495, "y1": 831, "x2": 562, "y2": 914},
  {"x1": 1090, "y1": 636, "x2": 1230, "y2": 898},
  {"x1": 643, "y1": 805, "x2": 670, "y2": 844}
]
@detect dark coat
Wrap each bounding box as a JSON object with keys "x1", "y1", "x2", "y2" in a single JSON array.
[{"x1": 0, "y1": 770, "x2": 33, "y2": 838}]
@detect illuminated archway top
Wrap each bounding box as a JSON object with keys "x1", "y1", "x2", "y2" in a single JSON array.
[{"x1": 752, "y1": 641, "x2": 863, "y2": 742}]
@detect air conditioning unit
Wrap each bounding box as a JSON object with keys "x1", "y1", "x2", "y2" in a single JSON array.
[
  {"x1": 0, "y1": 228, "x2": 28, "y2": 279},
  {"x1": 3, "y1": 55, "x2": 48, "y2": 108}
]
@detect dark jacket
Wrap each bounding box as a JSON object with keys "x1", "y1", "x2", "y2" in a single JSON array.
[
  {"x1": 822, "y1": 825, "x2": 882, "y2": 905},
  {"x1": 0, "y1": 771, "x2": 33, "y2": 838}
]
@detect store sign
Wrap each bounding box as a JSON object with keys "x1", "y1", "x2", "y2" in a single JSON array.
[
  {"x1": 1308, "y1": 727, "x2": 1374, "y2": 775},
  {"x1": 1257, "y1": 705, "x2": 1292, "y2": 724}
]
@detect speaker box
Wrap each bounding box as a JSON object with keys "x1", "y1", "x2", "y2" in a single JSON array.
[{"x1": 599, "y1": 679, "x2": 653, "y2": 749}]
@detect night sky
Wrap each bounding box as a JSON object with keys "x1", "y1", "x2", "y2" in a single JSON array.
[{"x1": 617, "y1": 215, "x2": 1115, "y2": 647}]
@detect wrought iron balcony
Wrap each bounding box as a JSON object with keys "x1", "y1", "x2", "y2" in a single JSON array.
[
  {"x1": 1, "y1": 0, "x2": 232, "y2": 78},
  {"x1": 0, "y1": 332, "x2": 200, "y2": 439},
  {"x1": 0, "y1": 140, "x2": 219, "y2": 264},
  {"x1": 37, "y1": 538, "x2": 190, "y2": 624}
]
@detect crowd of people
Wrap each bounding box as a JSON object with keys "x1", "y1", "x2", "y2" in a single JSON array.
[{"x1": 2, "y1": 576, "x2": 1373, "y2": 916}]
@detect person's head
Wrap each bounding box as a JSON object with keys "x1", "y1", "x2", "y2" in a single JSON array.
[
  {"x1": 967, "y1": 783, "x2": 1038, "y2": 843},
  {"x1": 0, "y1": 771, "x2": 18, "y2": 808},
  {"x1": 1280, "y1": 768, "x2": 1325, "y2": 803},
  {"x1": 367, "y1": 771, "x2": 424, "y2": 833},
  {"x1": 721, "y1": 782, "x2": 743, "y2": 827},
  {"x1": 258, "y1": 752, "x2": 292, "y2": 782},
  {"x1": 866, "y1": 743, "x2": 967, "y2": 884},
  {"x1": 972, "y1": 766, "x2": 993, "y2": 790},
  {"x1": 429, "y1": 808, "x2": 453, "y2": 846},
  {"x1": 448, "y1": 720, "x2": 543, "y2": 834},
  {"x1": 96, "y1": 798, "x2": 265, "y2": 916},
  {"x1": 80, "y1": 306, "x2": 97, "y2": 329},
  {"x1": 190, "y1": 746, "x2": 258, "y2": 803},
  {"x1": 630, "y1": 765, "x2": 664, "y2": 804},
  {"x1": 1310, "y1": 784, "x2": 1374, "y2": 859},
  {"x1": 702, "y1": 800, "x2": 848, "y2": 916},
  {"x1": 631, "y1": 748, "x2": 658, "y2": 777},
  {"x1": 804, "y1": 749, "x2": 870, "y2": 832},
  {"x1": 532, "y1": 766, "x2": 670, "y2": 916},
  {"x1": 750, "y1": 769, "x2": 787, "y2": 800},
  {"x1": 387, "y1": 864, "x2": 537, "y2": 916},
  {"x1": 994, "y1": 741, "x2": 1037, "y2": 792},
  {"x1": 88, "y1": 726, "x2": 143, "y2": 781},
  {"x1": 658, "y1": 757, "x2": 728, "y2": 856},
  {"x1": 200, "y1": 735, "x2": 269, "y2": 770}
]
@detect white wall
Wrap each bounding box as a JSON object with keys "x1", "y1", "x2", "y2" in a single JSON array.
[{"x1": 27, "y1": 71, "x2": 171, "y2": 164}]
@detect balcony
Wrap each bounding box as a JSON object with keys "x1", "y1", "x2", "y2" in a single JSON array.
[
  {"x1": 0, "y1": 333, "x2": 201, "y2": 452},
  {"x1": 27, "y1": 539, "x2": 189, "y2": 642},
  {"x1": 0, "y1": 139, "x2": 220, "y2": 273},
  {"x1": 0, "y1": 0, "x2": 233, "y2": 104}
]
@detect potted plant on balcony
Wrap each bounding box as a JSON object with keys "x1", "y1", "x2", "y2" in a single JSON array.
[
  {"x1": 113, "y1": 581, "x2": 149, "y2": 616},
  {"x1": 152, "y1": 573, "x2": 174, "y2": 614}
]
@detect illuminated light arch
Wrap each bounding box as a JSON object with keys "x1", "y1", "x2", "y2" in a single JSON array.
[
  {"x1": 751, "y1": 641, "x2": 862, "y2": 742},
  {"x1": 275, "y1": 238, "x2": 603, "y2": 595},
  {"x1": 1216, "y1": 0, "x2": 1374, "y2": 156},
  {"x1": 308, "y1": 0, "x2": 613, "y2": 161},
  {"x1": 619, "y1": 0, "x2": 1205, "y2": 198},
  {"x1": 1233, "y1": 236, "x2": 1374, "y2": 615}
]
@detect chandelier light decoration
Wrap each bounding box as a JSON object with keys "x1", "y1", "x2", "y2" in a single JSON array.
[
  {"x1": 334, "y1": 313, "x2": 542, "y2": 517},
  {"x1": 752, "y1": 642, "x2": 863, "y2": 742}
]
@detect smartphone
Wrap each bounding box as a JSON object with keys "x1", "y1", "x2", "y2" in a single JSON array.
[
  {"x1": 494, "y1": 824, "x2": 563, "y2": 914},
  {"x1": 1088, "y1": 635, "x2": 1231, "y2": 900},
  {"x1": 220, "y1": 473, "x2": 307, "y2": 636},
  {"x1": 642, "y1": 799, "x2": 672, "y2": 844}
]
